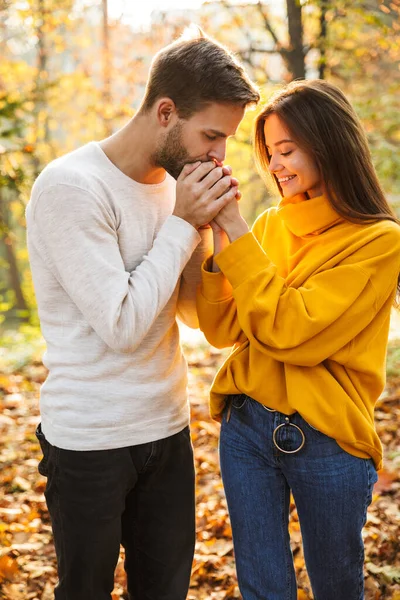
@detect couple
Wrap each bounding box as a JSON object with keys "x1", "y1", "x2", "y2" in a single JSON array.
[{"x1": 26, "y1": 29, "x2": 400, "y2": 600}]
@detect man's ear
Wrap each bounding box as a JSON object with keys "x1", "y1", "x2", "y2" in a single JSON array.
[{"x1": 157, "y1": 98, "x2": 177, "y2": 128}]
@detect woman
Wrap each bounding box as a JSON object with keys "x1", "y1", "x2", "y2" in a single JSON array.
[{"x1": 196, "y1": 79, "x2": 400, "y2": 600}]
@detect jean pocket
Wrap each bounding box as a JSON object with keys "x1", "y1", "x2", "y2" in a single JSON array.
[
  {"x1": 230, "y1": 394, "x2": 248, "y2": 410},
  {"x1": 223, "y1": 394, "x2": 248, "y2": 423},
  {"x1": 35, "y1": 423, "x2": 50, "y2": 477},
  {"x1": 366, "y1": 458, "x2": 378, "y2": 488}
]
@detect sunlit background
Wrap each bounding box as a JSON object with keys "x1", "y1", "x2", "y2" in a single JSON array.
[
  {"x1": 108, "y1": 0, "x2": 206, "y2": 27},
  {"x1": 1, "y1": 3, "x2": 400, "y2": 599},
  {"x1": 1, "y1": 0, "x2": 399, "y2": 331}
]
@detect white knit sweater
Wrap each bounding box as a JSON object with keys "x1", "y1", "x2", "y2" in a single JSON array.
[{"x1": 26, "y1": 142, "x2": 211, "y2": 450}]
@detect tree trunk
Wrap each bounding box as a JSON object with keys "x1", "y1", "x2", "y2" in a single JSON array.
[
  {"x1": 0, "y1": 190, "x2": 29, "y2": 315},
  {"x1": 31, "y1": 0, "x2": 50, "y2": 178},
  {"x1": 319, "y1": 0, "x2": 328, "y2": 79},
  {"x1": 36, "y1": 0, "x2": 49, "y2": 143},
  {"x1": 286, "y1": 0, "x2": 306, "y2": 79},
  {"x1": 102, "y1": 0, "x2": 113, "y2": 137}
]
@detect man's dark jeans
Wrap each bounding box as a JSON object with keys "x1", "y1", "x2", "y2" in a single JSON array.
[{"x1": 36, "y1": 423, "x2": 196, "y2": 600}]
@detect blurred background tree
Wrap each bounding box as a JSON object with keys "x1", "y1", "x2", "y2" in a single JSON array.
[
  {"x1": 0, "y1": 0, "x2": 399, "y2": 328},
  {"x1": 1, "y1": 6, "x2": 399, "y2": 598}
]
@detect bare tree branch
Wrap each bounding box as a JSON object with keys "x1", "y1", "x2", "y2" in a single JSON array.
[{"x1": 256, "y1": 1, "x2": 282, "y2": 49}]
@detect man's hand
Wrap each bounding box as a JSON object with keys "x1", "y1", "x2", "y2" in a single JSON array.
[{"x1": 173, "y1": 161, "x2": 239, "y2": 229}]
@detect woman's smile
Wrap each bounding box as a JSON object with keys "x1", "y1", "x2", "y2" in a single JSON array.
[{"x1": 264, "y1": 114, "x2": 323, "y2": 199}]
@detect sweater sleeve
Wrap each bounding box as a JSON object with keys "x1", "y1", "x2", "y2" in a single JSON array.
[
  {"x1": 176, "y1": 227, "x2": 213, "y2": 329},
  {"x1": 200, "y1": 227, "x2": 400, "y2": 366},
  {"x1": 197, "y1": 213, "x2": 269, "y2": 348},
  {"x1": 29, "y1": 184, "x2": 200, "y2": 353},
  {"x1": 197, "y1": 257, "x2": 246, "y2": 348}
]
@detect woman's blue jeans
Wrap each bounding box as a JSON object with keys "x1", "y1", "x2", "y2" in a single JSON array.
[{"x1": 219, "y1": 394, "x2": 378, "y2": 600}]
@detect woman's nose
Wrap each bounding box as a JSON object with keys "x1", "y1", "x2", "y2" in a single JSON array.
[{"x1": 269, "y1": 153, "x2": 281, "y2": 173}]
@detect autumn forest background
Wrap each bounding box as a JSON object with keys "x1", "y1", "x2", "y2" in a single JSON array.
[{"x1": 0, "y1": 0, "x2": 400, "y2": 598}]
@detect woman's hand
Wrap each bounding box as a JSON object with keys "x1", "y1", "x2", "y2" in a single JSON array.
[
  {"x1": 208, "y1": 164, "x2": 249, "y2": 244},
  {"x1": 213, "y1": 194, "x2": 249, "y2": 242},
  {"x1": 209, "y1": 221, "x2": 230, "y2": 272}
]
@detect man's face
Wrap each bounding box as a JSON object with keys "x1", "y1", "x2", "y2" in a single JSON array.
[{"x1": 153, "y1": 103, "x2": 245, "y2": 179}]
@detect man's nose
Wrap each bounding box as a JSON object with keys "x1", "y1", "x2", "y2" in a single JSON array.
[{"x1": 208, "y1": 141, "x2": 227, "y2": 165}]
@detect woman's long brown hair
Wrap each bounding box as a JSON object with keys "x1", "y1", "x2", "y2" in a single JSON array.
[{"x1": 254, "y1": 79, "x2": 400, "y2": 299}]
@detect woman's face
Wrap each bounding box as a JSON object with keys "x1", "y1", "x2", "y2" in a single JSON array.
[{"x1": 263, "y1": 113, "x2": 323, "y2": 199}]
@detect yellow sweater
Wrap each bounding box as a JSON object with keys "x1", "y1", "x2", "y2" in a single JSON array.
[{"x1": 197, "y1": 193, "x2": 400, "y2": 470}]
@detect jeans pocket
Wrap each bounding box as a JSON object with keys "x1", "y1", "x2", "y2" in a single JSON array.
[
  {"x1": 366, "y1": 458, "x2": 378, "y2": 496},
  {"x1": 231, "y1": 394, "x2": 248, "y2": 410},
  {"x1": 35, "y1": 423, "x2": 50, "y2": 477},
  {"x1": 223, "y1": 394, "x2": 248, "y2": 424}
]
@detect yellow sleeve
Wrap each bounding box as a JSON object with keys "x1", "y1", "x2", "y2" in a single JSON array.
[
  {"x1": 177, "y1": 227, "x2": 213, "y2": 329},
  {"x1": 212, "y1": 227, "x2": 400, "y2": 366},
  {"x1": 196, "y1": 257, "x2": 246, "y2": 348},
  {"x1": 196, "y1": 213, "x2": 267, "y2": 348}
]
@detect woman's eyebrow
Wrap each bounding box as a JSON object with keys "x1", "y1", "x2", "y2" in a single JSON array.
[{"x1": 266, "y1": 139, "x2": 294, "y2": 149}]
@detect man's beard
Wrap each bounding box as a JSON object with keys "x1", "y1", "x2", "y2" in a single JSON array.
[{"x1": 153, "y1": 121, "x2": 202, "y2": 180}]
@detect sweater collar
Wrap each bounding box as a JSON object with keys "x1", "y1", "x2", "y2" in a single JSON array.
[{"x1": 277, "y1": 193, "x2": 343, "y2": 237}]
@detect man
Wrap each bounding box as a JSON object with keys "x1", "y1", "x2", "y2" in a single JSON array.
[{"x1": 26, "y1": 28, "x2": 259, "y2": 600}]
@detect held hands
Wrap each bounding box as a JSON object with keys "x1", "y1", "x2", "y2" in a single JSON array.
[
  {"x1": 209, "y1": 167, "x2": 249, "y2": 242},
  {"x1": 212, "y1": 193, "x2": 249, "y2": 242},
  {"x1": 209, "y1": 197, "x2": 249, "y2": 273},
  {"x1": 173, "y1": 161, "x2": 249, "y2": 272},
  {"x1": 173, "y1": 161, "x2": 240, "y2": 230}
]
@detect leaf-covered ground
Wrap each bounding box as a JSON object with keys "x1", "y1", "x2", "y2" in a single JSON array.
[{"x1": 0, "y1": 340, "x2": 399, "y2": 600}]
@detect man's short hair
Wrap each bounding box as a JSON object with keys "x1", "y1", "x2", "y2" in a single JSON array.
[{"x1": 141, "y1": 27, "x2": 260, "y2": 118}]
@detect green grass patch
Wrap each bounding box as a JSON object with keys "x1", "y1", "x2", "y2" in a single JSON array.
[
  {"x1": 386, "y1": 339, "x2": 400, "y2": 378},
  {"x1": 0, "y1": 325, "x2": 45, "y2": 373}
]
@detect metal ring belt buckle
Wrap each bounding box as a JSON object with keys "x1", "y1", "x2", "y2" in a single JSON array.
[{"x1": 273, "y1": 417, "x2": 305, "y2": 454}]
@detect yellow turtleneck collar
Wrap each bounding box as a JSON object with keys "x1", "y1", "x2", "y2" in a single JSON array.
[{"x1": 277, "y1": 193, "x2": 343, "y2": 237}]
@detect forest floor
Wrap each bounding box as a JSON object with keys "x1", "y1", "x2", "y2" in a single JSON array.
[{"x1": 0, "y1": 334, "x2": 399, "y2": 599}]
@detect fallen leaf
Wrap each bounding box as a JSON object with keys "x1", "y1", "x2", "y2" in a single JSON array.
[
  {"x1": 0, "y1": 554, "x2": 19, "y2": 582},
  {"x1": 374, "y1": 469, "x2": 398, "y2": 494}
]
